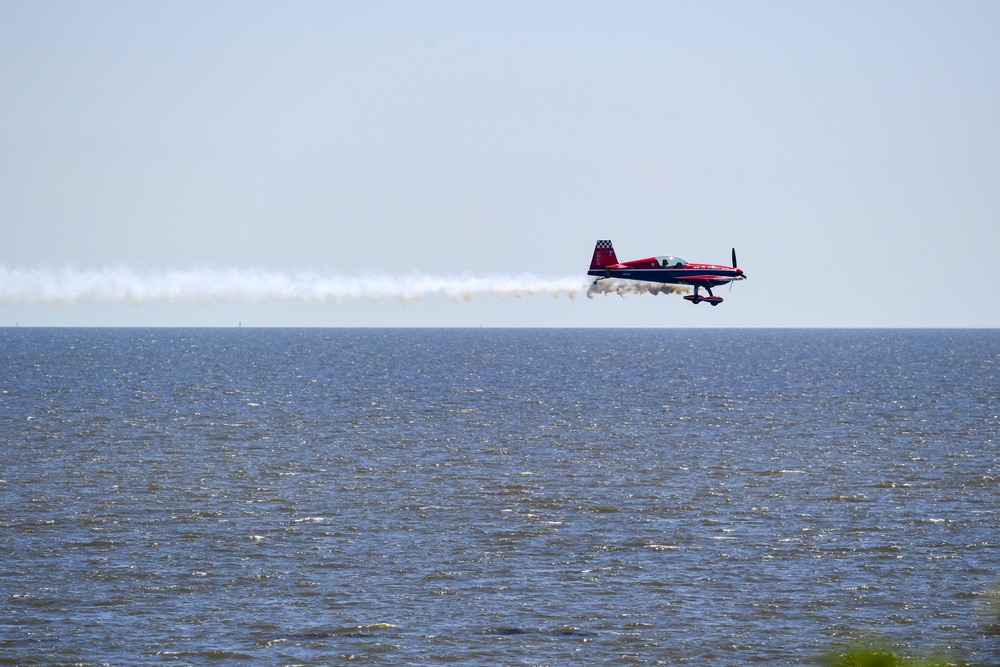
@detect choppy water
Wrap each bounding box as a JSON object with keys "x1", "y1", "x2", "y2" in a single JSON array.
[{"x1": 2, "y1": 328, "x2": 998, "y2": 666}]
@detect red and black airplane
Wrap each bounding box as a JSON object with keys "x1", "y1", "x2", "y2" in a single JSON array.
[{"x1": 588, "y1": 239, "x2": 746, "y2": 305}]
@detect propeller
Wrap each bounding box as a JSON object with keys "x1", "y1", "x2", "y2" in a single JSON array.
[{"x1": 730, "y1": 248, "x2": 746, "y2": 292}]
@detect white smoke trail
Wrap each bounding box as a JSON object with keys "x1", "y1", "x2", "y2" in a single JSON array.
[
  {"x1": 587, "y1": 279, "x2": 690, "y2": 298},
  {"x1": 0, "y1": 266, "x2": 688, "y2": 306}
]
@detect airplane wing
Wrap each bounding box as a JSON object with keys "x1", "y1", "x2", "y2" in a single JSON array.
[{"x1": 679, "y1": 275, "x2": 738, "y2": 282}]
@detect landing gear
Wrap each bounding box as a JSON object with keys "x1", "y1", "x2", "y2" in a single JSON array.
[
  {"x1": 683, "y1": 286, "x2": 723, "y2": 306},
  {"x1": 683, "y1": 294, "x2": 723, "y2": 305}
]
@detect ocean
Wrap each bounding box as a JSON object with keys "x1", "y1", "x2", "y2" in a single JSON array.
[{"x1": 1, "y1": 328, "x2": 997, "y2": 666}]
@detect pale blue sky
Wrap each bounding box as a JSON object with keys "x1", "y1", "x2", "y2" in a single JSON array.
[{"x1": 2, "y1": 1, "x2": 998, "y2": 327}]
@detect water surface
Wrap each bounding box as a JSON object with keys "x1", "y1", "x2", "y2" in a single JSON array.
[{"x1": 2, "y1": 329, "x2": 998, "y2": 665}]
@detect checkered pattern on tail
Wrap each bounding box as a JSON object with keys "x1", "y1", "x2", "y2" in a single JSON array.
[{"x1": 589, "y1": 240, "x2": 619, "y2": 270}]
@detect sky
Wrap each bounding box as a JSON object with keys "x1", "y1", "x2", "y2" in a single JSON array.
[{"x1": 2, "y1": 1, "x2": 998, "y2": 327}]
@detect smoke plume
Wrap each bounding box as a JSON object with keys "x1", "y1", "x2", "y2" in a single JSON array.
[{"x1": 0, "y1": 266, "x2": 689, "y2": 306}]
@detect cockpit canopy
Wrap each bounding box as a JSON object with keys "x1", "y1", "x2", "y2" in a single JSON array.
[{"x1": 656, "y1": 256, "x2": 687, "y2": 268}]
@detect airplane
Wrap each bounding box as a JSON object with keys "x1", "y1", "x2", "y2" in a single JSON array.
[{"x1": 588, "y1": 239, "x2": 746, "y2": 305}]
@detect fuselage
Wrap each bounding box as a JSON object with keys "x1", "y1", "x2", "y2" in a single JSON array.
[{"x1": 587, "y1": 257, "x2": 743, "y2": 289}]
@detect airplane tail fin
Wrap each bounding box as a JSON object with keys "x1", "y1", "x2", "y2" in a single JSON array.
[{"x1": 589, "y1": 240, "x2": 618, "y2": 270}]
